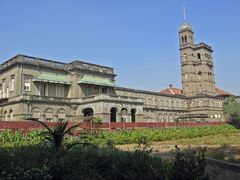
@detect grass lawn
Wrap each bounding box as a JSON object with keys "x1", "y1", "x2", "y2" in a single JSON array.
[
  {"x1": 158, "y1": 132, "x2": 240, "y2": 146},
  {"x1": 118, "y1": 132, "x2": 240, "y2": 163}
]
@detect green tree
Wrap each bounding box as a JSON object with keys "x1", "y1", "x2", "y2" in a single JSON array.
[
  {"x1": 32, "y1": 119, "x2": 80, "y2": 151},
  {"x1": 223, "y1": 97, "x2": 240, "y2": 128}
]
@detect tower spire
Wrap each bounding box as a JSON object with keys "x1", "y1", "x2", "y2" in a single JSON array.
[{"x1": 183, "y1": 5, "x2": 186, "y2": 21}]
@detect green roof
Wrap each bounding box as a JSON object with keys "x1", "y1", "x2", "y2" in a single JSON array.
[
  {"x1": 33, "y1": 73, "x2": 71, "y2": 84},
  {"x1": 79, "y1": 74, "x2": 115, "y2": 87}
]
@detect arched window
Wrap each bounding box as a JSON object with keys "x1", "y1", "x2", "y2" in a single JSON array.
[
  {"x1": 32, "y1": 108, "x2": 41, "y2": 119},
  {"x1": 197, "y1": 53, "x2": 201, "y2": 60},
  {"x1": 4, "y1": 110, "x2": 7, "y2": 120},
  {"x1": 199, "y1": 85, "x2": 202, "y2": 92},
  {"x1": 110, "y1": 107, "x2": 117, "y2": 122},
  {"x1": 198, "y1": 71, "x2": 202, "y2": 80},
  {"x1": 183, "y1": 53, "x2": 187, "y2": 61},
  {"x1": 181, "y1": 36, "x2": 184, "y2": 44},
  {"x1": 186, "y1": 84, "x2": 189, "y2": 93},
  {"x1": 57, "y1": 109, "x2": 66, "y2": 121},
  {"x1": 131, "y1": 108, "x2": 136, "y2": 122},
  {"x1": 176, "y1": 101, "x2": 179, "y2": 108},
  {"x1": 160, "y1": 100, "x2": 164, "y2": 106},
  {"x1": 166, "y1": 101, "x2": 169, "y2": 107},
  {"x1": 184, "y1": 36, "x2": 187, "y2": 43},
  {"x1": 82, "y1": 108, "x2": 94, "y2": 117},
  {"x1": 45, "y1": 108, "x2": 53, "y2": 121}
]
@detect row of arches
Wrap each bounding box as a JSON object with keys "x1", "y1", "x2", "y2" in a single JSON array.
[
  {"x1": 31, "y1": 107, "x2": 66, "y2": 121},
  {"x1": 145, "y1": 98, "x2": 187, "y2": 109},
  {"x1": 182, "y1": 53, "x2": 211, "y2": 61},
  {"x1": 181, "y1": 35, "x2": 192, "y2": 44},
  {"x1": 0, "y1": 109, "x2": 13, "y2": 120},
  {"x1": 210, "y1": 114, "x2": 222, "y2": 119},
  {"x1": 110, "y1": 107, "x2": 136, "y2": 123},
  {"x1": 144, "y1": 112, "x2": 181, "y2": 122},
  {"x1": 82, "y1": 107, "x2": 137, "y2": 122}
]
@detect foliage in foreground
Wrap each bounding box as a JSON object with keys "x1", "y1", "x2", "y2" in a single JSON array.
[
  {"x1": 0, "y1": 124, "x2": 231, "y2": 179},
  {"x1": 223, "y1": 97, "x2": 240, "y2": 128},
  {"x1": 171, "y1": 146, "x2": 207, "y2": 180},
  {"x1": 90, "y1": 124, "x2": 237, "y2": 145},
  {"x1": 0, "y1": 143, "x2": 208, "y2": 180},
  {"x1": 0, "y1": 124, "x2": 237, "y2": 147},
  {"x1": 31, "y1": 119, "x2": 79, "y2": 151}
]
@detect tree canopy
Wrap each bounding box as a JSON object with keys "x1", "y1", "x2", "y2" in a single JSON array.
[{"x1": 223, "y1": 97, "x2": 240, "y2": 128}]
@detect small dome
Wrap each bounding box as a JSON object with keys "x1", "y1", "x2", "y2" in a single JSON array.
[{"x1": 179, "y1": 21, "x2": 193, "y2": 32}]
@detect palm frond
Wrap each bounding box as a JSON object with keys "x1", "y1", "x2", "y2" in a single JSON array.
[
  {"x1": 64, "y1": 123, "x2": 80, "y2": 135},
  {"x1": 30, "y1": 119, "x2": 53, "y2": 132}
]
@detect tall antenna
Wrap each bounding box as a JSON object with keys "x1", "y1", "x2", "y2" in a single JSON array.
[{"x1": 183, "y1": 5, "x2": 186, "y2": 21}]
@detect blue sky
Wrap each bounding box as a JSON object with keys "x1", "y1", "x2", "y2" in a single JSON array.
[{"x1": 0, "y1": 0, "x2": 240, "y2": 94}]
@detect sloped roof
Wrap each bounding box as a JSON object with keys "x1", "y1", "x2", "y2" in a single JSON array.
[
  {"x1": 215, "y1": 88, "x2": 233, "y2": 96},
  {"x1": 33, "y1": 73, "x2": 71, "y2": 84},
  {"x1": 79, "y1": 74, "x2": 115, "y2": 87},
  {"x1": 160, "y1": 87, "x2": 183, "y2": 95},
  {"x1": 159, "y1": 87, "x2": 234, "y2": 97}
]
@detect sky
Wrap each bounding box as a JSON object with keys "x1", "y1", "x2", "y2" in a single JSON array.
[{"x1": 0, "y1": 0, "x2": 240, "y2": 94}]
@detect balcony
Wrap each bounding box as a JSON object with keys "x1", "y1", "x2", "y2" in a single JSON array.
[
  {"x1": 77, "y1": 94, "x2": 144, "y2": 104},
  {"x1": 19, "y1": 94, "x2": 69, "y2": 104},
  {"x1": 14, "y1": 94, "x2": 144, "y2": 105}
]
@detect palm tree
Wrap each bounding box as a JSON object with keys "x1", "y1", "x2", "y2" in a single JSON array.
[{"x1": 31, "y1": 119, "x2": 80, "y2": 151}]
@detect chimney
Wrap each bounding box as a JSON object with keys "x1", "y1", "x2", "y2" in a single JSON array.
[{"x1": 169, "y1": 84, "x2": 173, "y2": 89}]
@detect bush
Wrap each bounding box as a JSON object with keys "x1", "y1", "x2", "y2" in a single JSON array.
[
  {"x1": 91, "y1": 124, "x2": 237, "y2": 146},
  {"x1": 170, "y1": 146, "x2": 208, "y2": 180},
  {"x1": 0, "y1": 144, "x2": 169, "y2": 180},
  {"x1": 0, "y1": 142, "x2": 209, "y2": 180},
  {"x1": 223, "y1": 97, "x2": 240, "y2": 128}
]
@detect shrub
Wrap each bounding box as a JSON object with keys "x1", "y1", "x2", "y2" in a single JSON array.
[
  {"x1": 223, "y1": 97, "x2": 240, "y2": 128},
  {"x1": 170, "y1": 146, "x2": 208, "y2": 180},
  {"x1": 0, "y1": 143, "x2": 210, "y2": 180}
]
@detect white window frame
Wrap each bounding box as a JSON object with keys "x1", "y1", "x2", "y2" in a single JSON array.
[
  {"x1": 10, "y1": 76, "x2": 15, "y2": 92},
  {"x1": 24, "y1": 76, "x2": 31, "y2": 92},
  {"x1": 2, "y1": 80, "x2": 6, "y2": 98}
]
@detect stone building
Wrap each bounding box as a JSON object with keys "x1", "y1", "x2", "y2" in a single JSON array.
[{"x1": 0, "y1": 20, "x2": 234, "y2": 122}]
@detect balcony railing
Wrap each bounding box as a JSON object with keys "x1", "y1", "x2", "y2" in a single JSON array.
[{"x1": 80, "y1": 94, "x2": 144, "y2": 104}]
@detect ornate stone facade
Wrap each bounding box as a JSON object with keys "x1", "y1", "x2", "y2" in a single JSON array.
[{"x1": 0, "y1": 20, "x2": 234, "y2": 122}]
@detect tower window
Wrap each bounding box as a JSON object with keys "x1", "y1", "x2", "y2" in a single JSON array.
[
  {"x1": 197, "y1": 53, "x2": 201, "y2": 60},
  {"x1": 198, "y1": 71, "x2": 202, "y2": 80},
  {"x1": 183, "y1": 53, "x2": 187, "y2": 61},
  {"x1": 186, "y1": 85, "x2": 189, "y2": 93},
  {"x1": 199, "y1": 85, "x2": 202, "y2": 92},
  {"x1": 181, "y1": 37, "x2": 184, "y2": 44},
  {"x1": 184, "y1": 36, "x2": 187, "y2": 43}
]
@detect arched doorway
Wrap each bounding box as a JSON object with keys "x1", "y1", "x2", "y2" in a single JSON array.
[
  {"x1": 110, "y1": 107, "x2": 117, "y2": 122},
  {"x1": 131, "y1": 108, "x2": 136, "y2": 122},
  {"x1": 9, "y1": 109, "x2": 13, "y2": 121},
  {"x1": 82, "y1": 108, "x2": 94, "y2": 117},
  {"x1": 4, "y1": 110, "x2": 7, "y2": 120},
  {"x1": 121, "y1": 108, "x2": 127, "y2": 122}
]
